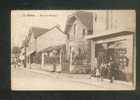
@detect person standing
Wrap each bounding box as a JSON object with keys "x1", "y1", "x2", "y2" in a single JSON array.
[
  {"x1": 95, "y1": 67, "x2": 100, "y2": 81},
  {"x1": 109, "y1": 57, "x2": 117, "y2": 83},
  {"x1": 89, "y1": 58, "x2": 98, "y2": 79},
  {"x1": 100, "y1": 63, "x2": 106, "y2": 81}
]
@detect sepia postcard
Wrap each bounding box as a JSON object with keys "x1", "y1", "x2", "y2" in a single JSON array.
[{"x1": 11, "y1": 10, "x2": 136, "y2": 90}]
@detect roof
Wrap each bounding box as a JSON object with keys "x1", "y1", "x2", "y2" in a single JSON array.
[
  {"x1": 26, "y1": 25, "x2": 64, "y2": 46},
  {"x1": 42, "y1": 44, "x2": 66, "y2": 52},
  {"x1": 65, "y1": 11, "x2": 93, "y2": 34},
  {"x1": 36, "y1": 26, "x2": 66, "y2": 52},
  {"x1": 26, "y1": 27, "x2": 48, "y2": 45},
  {"x1": 21, "y1": 37, "x2": 28, "y2": 48},
  {"x1": 29, "y1": 27, "x2": 49, "y2": 38}
]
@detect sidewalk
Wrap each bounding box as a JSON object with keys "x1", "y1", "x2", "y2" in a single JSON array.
[{"x1": 19, "y1": 65, "x2": 135, "y2": 90}]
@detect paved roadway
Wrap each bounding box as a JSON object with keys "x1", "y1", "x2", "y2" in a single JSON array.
[
  {"x1": 11, "y1": 67, "x2": 104, "y2": 90},
  {"x1": 11, "y1": 67, "x2": 134, "y2": 90}
]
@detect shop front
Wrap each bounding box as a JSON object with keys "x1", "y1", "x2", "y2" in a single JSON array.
[{"x1": 86, "y1": 30, "x2": 134, "y2": 82}]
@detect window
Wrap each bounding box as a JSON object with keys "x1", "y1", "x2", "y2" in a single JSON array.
[
  {"x1": 82, "y1": 29, "x2": 85, "y2": 37},
  {"x1": 87, "y1": 30, "x2": 92, "y2": 35},
  {"x1": 73, "y1": 24, "x2": 76, "y2": 39}
]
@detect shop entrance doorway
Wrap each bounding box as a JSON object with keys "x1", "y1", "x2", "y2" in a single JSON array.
[{"x1": 95, "y1": 41, "x2": 129, "y2": 81}]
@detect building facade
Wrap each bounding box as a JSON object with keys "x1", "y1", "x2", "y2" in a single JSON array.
[
  {"x1": 24, "y1": 10, "x2": 135, "y2": 82},
  {"x1": 36, "y1": 26, "x2": 67, "y2": 72},
  {"x1": 25, "y1": 25, "x2": 66, "y2": 72},
  {"x1": 64, "y1": 11, "x2": 94, "y2": 73},
  {"x1": 85, "y1": 10, "x2": 135, "y2": 82},
  {"x1": 19, "y1": 46, "x2": 25, "y2": 66},
  {"x1": 26, "y1": 27, "x2": 49, "y2": 68}
]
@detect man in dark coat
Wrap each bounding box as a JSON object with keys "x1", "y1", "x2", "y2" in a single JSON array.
[{"x1": 109, "y1": 58, "x2": 118, "y2": 83}]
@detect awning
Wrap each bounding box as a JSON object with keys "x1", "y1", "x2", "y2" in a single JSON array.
[
  {"x1": 41, "y1": 44, "x2": 65, "y2": 52},
  {"x1": 108, "y1": 40, "x2": 127, "y2": 49},
  {"x1": 69, "y1": 40, "x2": 86, "y2": 47},
  {"x1": 85, "y1": 27, "x2": 134, "y2": 40}
]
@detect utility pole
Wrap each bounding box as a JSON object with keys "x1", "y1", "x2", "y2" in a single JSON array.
[
  {"x1": 24, "y1": 45, "x2": 26, "y2": 68},
  {"x1": 24, "y1": 37, "x2": 27, "y2": 68}
]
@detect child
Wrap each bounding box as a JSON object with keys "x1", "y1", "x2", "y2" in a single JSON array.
[{"x1": 95, "y1": 68, "x2": 100, "y2": 81}]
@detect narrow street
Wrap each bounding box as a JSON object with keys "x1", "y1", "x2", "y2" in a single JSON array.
[{"x1": 11, "y1": 66, "x2": 134, "y2": 90}]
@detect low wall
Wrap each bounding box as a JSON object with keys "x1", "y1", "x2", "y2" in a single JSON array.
[
  {"x1": 70, "y1": 65, "x2": 91, "y2": 74},
  {"x1": 42, "y1": 64, "x2": 62, "y2": 72}
]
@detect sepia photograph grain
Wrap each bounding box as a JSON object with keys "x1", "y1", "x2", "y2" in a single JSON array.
[{"x1": 11, "y1": 10, "x2": 136, "y2": 90}]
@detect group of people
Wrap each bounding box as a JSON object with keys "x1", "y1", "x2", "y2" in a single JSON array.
[{"x1": 90, "y1": 57, "x2": 118, "y2": 83}]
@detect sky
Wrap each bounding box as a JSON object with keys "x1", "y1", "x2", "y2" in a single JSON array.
[{"x1": 11, "y1": 10, "x2": 76, "y2": 47}]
